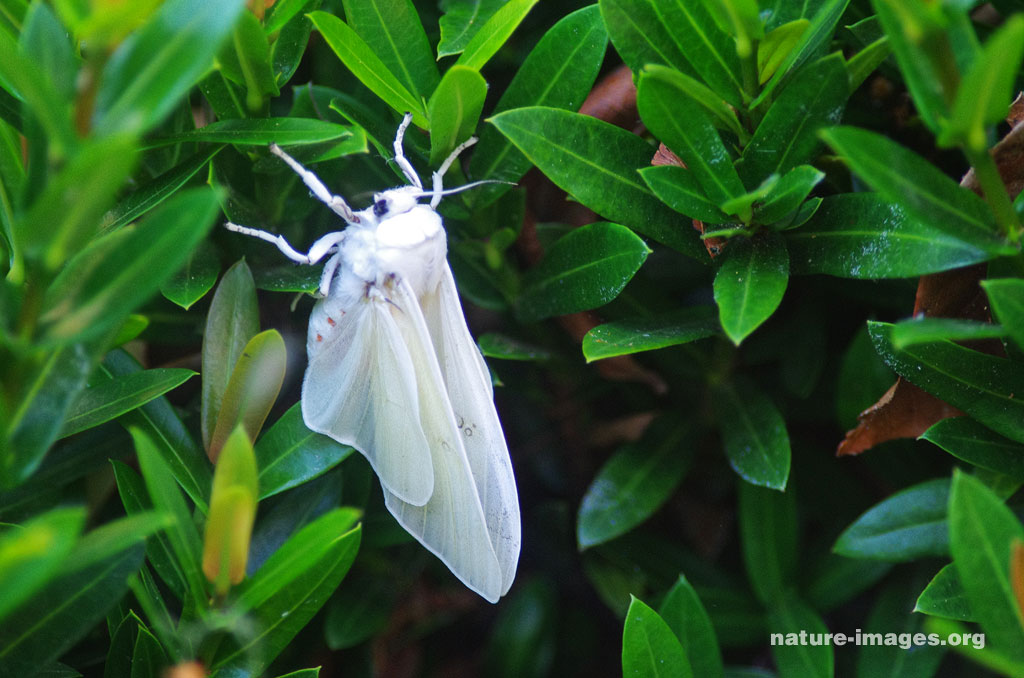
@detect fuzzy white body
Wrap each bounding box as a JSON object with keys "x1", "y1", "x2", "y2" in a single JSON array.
[{"x1": 226, "y1": 123, "x2": 521, "y2": 602}]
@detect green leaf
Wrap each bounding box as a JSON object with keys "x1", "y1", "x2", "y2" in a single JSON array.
[
  {"x1": 948, "y1": 470, "x2": 1024, "y2": 659},
  {"x1": 490, "y1": 107, "x2": 702, "y2": 258},
  {"x1": 517, "y1": 222, "x2": 651, "y2": 322},
  {"x1": 437, "y1": 0, "x2": 506, "y2": 58},
  {"x1": 15, "y1": 136, "x2": 138, "y2": 274},
  {"x1": 39, "y1": 187, "x2": 221, "y2": 344},
  {"x1": 67, "y1": 513, "x2": 171, "y2": 575},
  {"x1": 834, "y1": 478, "x2": 950, "y2": 560},
  {"x1": 577, "y1": 419, "x2": 692, "y2": 549},
  {"x1": 0, "y1": 507, "x2": 84, "y2": 621},
  {"x1": 787, "y1": 194, "x2": 999, "y2": 278},
  {"x1": 713, "y1": 234, "x2": 789, "y2": 345},
  {"x1": 983, "y1": 278, "x2": 1024, "y2": 351},
  {"x1": 582, "y1": 307, "x2": 719, "y2": 362},
  {"x1": 714, "y1": 377, "x2": 791, "y2": 490},
  {"x1": 0, "y1": 545, "x2": 143, "y2": 676},
  {"x1": 622, "y1": 596, "x2": 692, "y2": 678},
  {"x1": 758, "y1": 19, "x2": 809, "y2": 84},
  {"x1": 477, "y1": 333, "x2": 552, "y2": 361},
  {"x1": 100, "y1": 145, "x2": 223, "y2": 236},
  {"x1": 868, "y1": 321, "x2": 1024, "y2": 444},
  {"x1": 131, "y1": 626, "x2": 167, "y2": 678},
  {"x1": 264, "y1": 0, "x2": 312, "y2": 34},
  {"x1": 637, "y1": 66, "x2": 744, "y2": 206},
  {"x1": 598, "y1": 0, "x2": 699, "y2": 81},
  {"x1": 754, "y1": 165, "x2": 824, "y2": 225},
  {"x1": 160, "y1": 240, "x2": 220, "y2": 310},
  {"x1": 658, "y1": 575, "x2": 724, "y2": 678},
  {"x1": 639, "y1": 165, "x2": 730, "y2": 224},
  {"x1": 217, "y1": 10, "x2": 278, "y2": 111},
  {"x1": 804, "y1": 555, "x2": 892, "y2": 612},
  {"x1": 93, "y1": 0, "x2": 247, "y2": 136},
  {"x1": 342, "y1": 0, "x2": 437, "y2": 100},
  {"x1": 269, "y1": 0, "x2": 319, "y2": 87},
  {"x1": 890, "y1": 317, "x2": 1005, "y2": 348},
  {"x1": 149, "y1": 117, "x2": 358, "y2": 147},
  {"x1": 767, "y1": 595, "x2": 834, "y2": 678},
  {"x1": 207, "y1": 329, "x2": 287, "y2": 460},
  {"x1": 822, "y1": 127, "x2": 1011, "y2": 256},
  {"x1": 738, "y1": 479, "x2": 797, "y2": 603},
  {"x1": 915, "y1": 563, "x2": 972, "y2": 621},
  {"x1": 741, "y1": 54, "x2": 848, "y2": 183},
  {"x1": 846, "y1": 36, "x2": 891, "y2": 92},
  {"x1": 202, "y1": 259, "x2": 260, "y2": 452},
  {"x1": 103, "y1": 349, "x2": 212, "y2": 514},
  {"x1": 60, "y1": 368, "x2": 196, "y2": 439},
  {"x1": 455, "y1": 0, "x2": 538, "y2": 71},
  {"x1": 426, "y1": 66, "x2": 487, "y2": 166},
  {"x1": 309, "y1": 11, "x2": 425, "y2": 126},
  {"x1": 211, "y1": 509, "x2": 361, "y2": 675},
  {"x1": 20, "y1": 3, "x2": 76, "y2": 103},
  {"x1": 324, "y1": 572, "x2": 395, "y2": 650},
  {"x1": 468, "y1": 5, "x2": 608, "y2": 207},
  {"x1": 922, "y1": 417, "x2": 1024, "y2": 481},
  {"x1": 131, "y1": 427, "x2": 207, "y2": 605},
  {"x1": 836, "y1": 325, "x2": 894, "y2": 429},
  {"x1": 256, "y1": 402, "x2": 354, "y2": 499}
]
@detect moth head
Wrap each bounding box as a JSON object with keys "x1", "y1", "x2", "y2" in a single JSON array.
[{"x1": 371, "y1": 187, "x2": 420, "y2": 219}]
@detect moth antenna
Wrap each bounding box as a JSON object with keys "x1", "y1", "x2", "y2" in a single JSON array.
[{"x1": 416, "y1": 179, "x2": 516, "y2": 200}]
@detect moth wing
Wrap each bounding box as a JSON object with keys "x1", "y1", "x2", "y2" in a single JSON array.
[
  {"x1": 419, "y1": 265, "x2": 521, "y2": 596},
  {"x1": 383, "y1": 278, "x2": 506, "y2": 602},
  {"x1": 301, "y1": 293, "x2": 434, "y2": 506}
]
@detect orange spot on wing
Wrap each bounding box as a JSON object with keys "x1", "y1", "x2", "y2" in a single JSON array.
[
  {"x1": 316, "y1": 333, "x2": 323, "y2": 342},
  {"x1": 327, "y1": 316, "x2": 336, "y2": 326}
]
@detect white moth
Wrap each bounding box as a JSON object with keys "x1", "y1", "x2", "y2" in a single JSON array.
[{"x1": 226, "y1": 114, "x2": 520, "y2": 603}]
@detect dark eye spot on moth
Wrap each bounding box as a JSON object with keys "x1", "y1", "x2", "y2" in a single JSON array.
[{"x1": 373, "y1": 199, "x2": 387, "y2": 217}]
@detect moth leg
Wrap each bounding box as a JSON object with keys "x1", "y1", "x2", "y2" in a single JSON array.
[
  {"x1": 224, "y1": 223, "x2": 345, "y2": 267},
  {"x1": 430, "y1": 136, "x2": 478, "y2": 208},
  {"x1": 269, "y1": 144, "x2": 359, "y2": 224},
  {"x1": 318, "y1": 250, "x2": 344, "y2": 297},
  {"x1": 392, "y1": 113, "x2": 423, "y2": 190}
]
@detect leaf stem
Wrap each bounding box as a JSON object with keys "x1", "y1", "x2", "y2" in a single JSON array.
[{"x1": 966, "y1": 145, "x2": 1021, "y2": 246}]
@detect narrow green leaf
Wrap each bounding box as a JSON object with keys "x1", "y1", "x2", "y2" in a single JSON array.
[
  {"x1": 20, "y1": 3, "x2": 76, "y2": 102},
  {"x1": 131, "y1": 427, "x2": 207, "y2": 604},
  {"x1": 324, "y1": 573, "x2": 396, "y2": 650},
  {"x1": 202, "y1": 259, "x2": 260, "y2": 452},
  {"x1": 217, "y1": 10, "x2": 279, "y2": 110},
  {"x1": 738, "y1": 477, "x2": 797, "y2": 604},
  {"x1": 0, "y1": 27, "x2": 76, "y2": 154},
  {"x1": 148, "y1": 117, "x2": 357, "y2": 147},
  {"x1": 517, "y1": 222, "x2": 651, "y2": 322},
  {"x1": 477, "y1": 333, "x2": 551, "y2": 361},
  {"x1": 713, "y1": 234, "x2": 789, "y2": 345},
  {"x1": 426, "y1": 66, "x2": 486, "y2": 166},
  {"x1": 0, "y1": 545, "x2": 143, "y2": 676},
  {"x1": 131, "y1": 626, "x2": 168, "y2": 678},
  {"x1": 103, "y1": 349, "x2": 212, "y2": 514},
  {"x1": 915, "y1": 563, "x2": 972, "y2": 621},
  {"x1": 834, "y1": 478, "x2": 950, "y2": 560},
  {"x1": 66, "y1": 513, "x2": 171, "y2": 575},
  {"x1": 869, "y1": 321, "x2": 1024, "y2": 444},
  {"x1": 822, "y1": 127, "x2": 1011, "y2": 255},
  {"x1": 256, "y1": 402, "x2": 354, "y2": 499},
  {"x1": 60, "y1": 368, "x2": 196, "y2": 439},
  {"x1": 39, "y1": 187, "x2": 221, "y2": 344},
  {"x1": 437, "y1": 0, "x2": 506, "y2": 58},
  {"x1": 0, "y1": 507, "x2": 84, "y2": 621},
  {"x1": 15, "y1": 136, "x2": 137, "y2": 274},
  {"x1": 211, "y1": 510, "x2": 361, "y2": 675},
  {"x1": 455, "y1": 0, "x2": 538, "y2": 71},
  {"x1": 207, "y1": 329, "x2": 287, "y2": 460},
  {"x1": 342, "y1": 0, "x2": 438, "y2": 100},
  {"x1": 741, "y1": 54, "x2": 848, "y2": 183},
  {"x1": 598, "y1": 0, "x2": 700, "y2": 81},
  {"x1": 787, "y1": 194, "x2": 998, "y2": 278},
  {"x1": 100, "y1": 145, "x2": 223, "y2": 235},
  {"x1": 983, "y1": 278, "x2": 1024, "y2": 351},
  {"x1": 622, "y1": 596, "x2": 693, "y2": 678},
  {"x1": 269, "y1": 0, "x2": 319, "y2": 87},
  {"x1": 891, "y1": 317, "x2": 1005, "y2": 348},
  {"x1": 639, "y1": 165, "x2": 730, "y2": 224},
  {"x1": 767, "y1": 595, "x2": 834, "y2": 678},
  {"x1": 582, "y1": 307, "x2": 719, "y2": 362},
  {"x1": 310, "y1": 11, "x2": 426, "y2": 126},
  {"x1": 948, "y1": 470, "x2": 1024, "y2": 659},
  {"x1": 847, "y1": 36, "x2": 891, "y2": 92},
  {"x1": 577, "y1": 419, "x2": 692, "y2": 548},
  {"x1": 715, "y1": 378, "x2": 791, "y2": 491},
  {"x1": 758, "y1": 19, "x2": 809, "y2": 84},
  {"x1": 105, "y1": 612, "x2": 142, "y2": 678},
  {"x1": 922, "y1": 417, "x2": 1024, "y2": 481},
  {"x1": 805, "y1": 555, "x2": 892, "y2": 612},
  {"x1": 754, "y1": 165, "x2": 824, "y2": 225},
  {"x1": 468, "y1": 5, "x2": 608, "y2": 207},
  {"x1": 637, "y1": 66, "x2": 745, "y2": 206},
  {"x1": 658, "y1": 575, "x2": 724, "y2": 678},
  {"x1": 160, "y1": 241, "x2": 220, "y2": 310},
  {"x1": 490, "y1": 107, "x2": 703, "y2": 258},
  {"x1": 93, "y1": 0, "x2": 247, "y2": 136}
]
